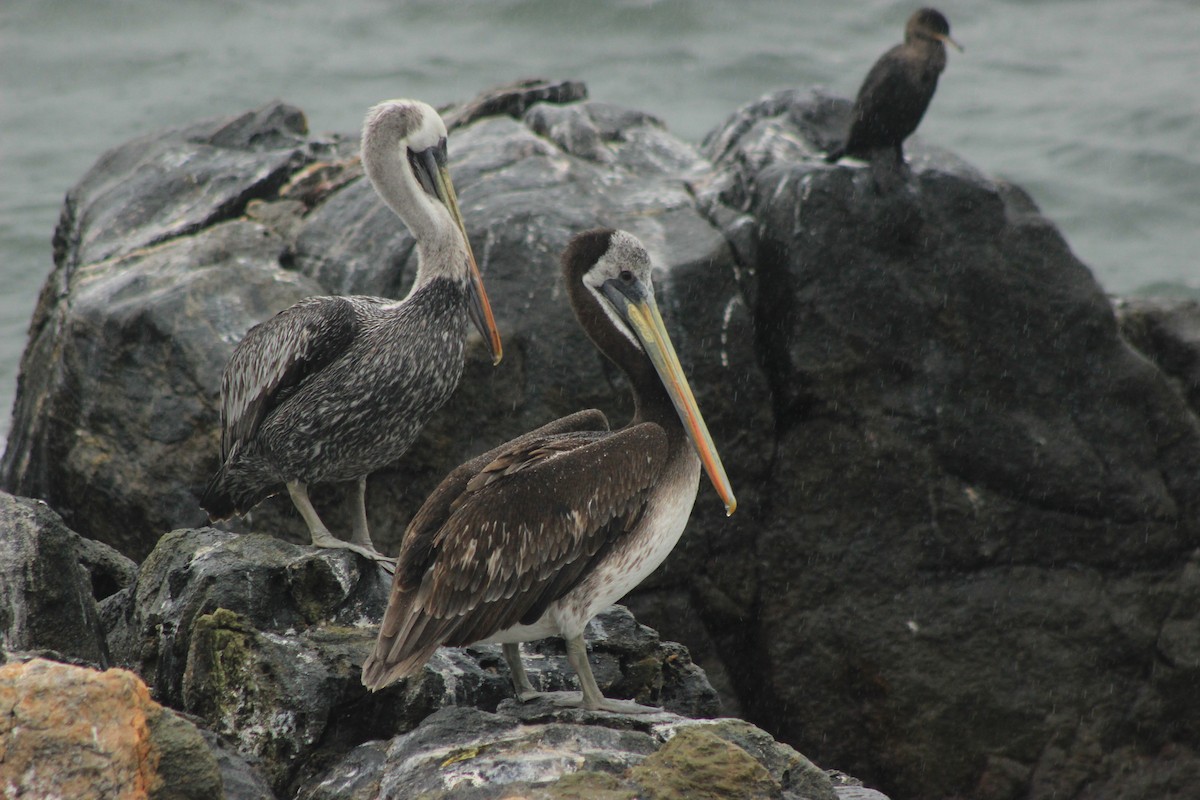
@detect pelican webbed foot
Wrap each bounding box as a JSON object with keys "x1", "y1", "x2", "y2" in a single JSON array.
[
  {"x1": 547, "y1": 691, "x2": 665, "y2": 715},
  {"x1": 309, "y1": 528, "x2": 396, "y2": 573},
  {"x1": 287, "y1": 480, "x2": 396, "y2": 574},
  {"x1": 563, "y1": 634, "x2": 666, "y2": 715}
]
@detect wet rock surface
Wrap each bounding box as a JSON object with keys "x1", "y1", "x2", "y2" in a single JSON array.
[
  {"x1": 3, "y1": 82, "x2": 1199, "y2": 798},
  {"x1": 97, "y1": 528, "x2": 723, "y2": 796},
  {"x1": 677, "y1": 88, "x2": 1200, "y2": 798},
  {"x1": 301, "y1": 704, "x2": 837, "y2": 800}
]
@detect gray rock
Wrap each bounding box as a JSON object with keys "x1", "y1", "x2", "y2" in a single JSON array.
[
  {"x1": 639, "y1": 87, "x2": 1200, "y2": 799},
  {"x1": 441, "y1": 78, "x2": 590, "y2": 131},
  {"x1": 54, "y1": 101, "x2": 310, "y2": 273},
  {"x1": 300, "y1": 705, "x2": 837, "y2": 800},
  {"x1": 0, "y1": 492, "x2": 135, "y2": 665},
  {"x1": 1115, "y1": 296, "x2": 1200, "y2": 415},
  {"x1": 2, "y1": 218, "x2": 316, "y2": 558},
  {"x1": 7, "y1": 83, "x2": 1200, "y2": 799},
  {"x1": 105, "y1": 529, "x2": 723, "y2": 796}
]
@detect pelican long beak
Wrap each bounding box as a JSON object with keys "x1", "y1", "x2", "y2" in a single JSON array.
[
  {"x1": 424, "y1": 150, "x2": 503, "y2": 365},
  {"x1": 604, "y1": 278, "x2": 737, "y2": 515}
]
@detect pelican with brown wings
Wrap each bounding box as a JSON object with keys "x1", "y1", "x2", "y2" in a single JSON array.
[{"x1": 361, "y1": 228, "x2": 736, "y2": 712}]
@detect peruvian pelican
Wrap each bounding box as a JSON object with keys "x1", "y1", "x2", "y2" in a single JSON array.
[
  {"x1": 362, "y1": 228, "x2": 734, "y2": 711},
  {"x1": 202, "y1": 99, "x2": 502, "y2": 566}
]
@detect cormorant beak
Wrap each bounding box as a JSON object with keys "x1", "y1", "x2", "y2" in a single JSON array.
[
  {"x1": 603, "y1": 277, "x2": 737, "y2": 516},
  {"x1": 936, "y1": 33, "x2": 964, "y2": 53},
  {"x1": 420, "y1": 147, "x2": 503, "y2": 365}
]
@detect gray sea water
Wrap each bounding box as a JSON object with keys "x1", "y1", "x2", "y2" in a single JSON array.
[{"x1": 2, "y1": 0, "x2": 1198, "y2": 447}]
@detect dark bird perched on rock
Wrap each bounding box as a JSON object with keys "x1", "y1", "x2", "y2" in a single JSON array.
[
  {"x1": 825, "y1": 8, "x2": 962, "y2": 165},
  {"x1": 201, "y1": 99, "x2": 503, "y2": 566},
  {"x1": 362, "y1": 229, "x2": 736, "y2": 712}
]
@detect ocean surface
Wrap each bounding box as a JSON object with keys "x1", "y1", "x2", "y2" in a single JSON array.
[{"x1": 2, "y1": 0, "x2": 1198, "y2": 446}]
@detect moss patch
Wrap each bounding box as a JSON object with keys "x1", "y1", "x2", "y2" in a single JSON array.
[{"x1": 629, "y1": 727, "x2": 781, "y2": 800}]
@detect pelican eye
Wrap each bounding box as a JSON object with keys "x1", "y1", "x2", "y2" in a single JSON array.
[{"x1": 619, "y1": 270, "x2": 634, "y2": 283}]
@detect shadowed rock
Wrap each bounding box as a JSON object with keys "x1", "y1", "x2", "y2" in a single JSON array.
[
  {"x1": 0, "y1": 492, "x2": 134, "y2": 664},
  {"x1": 1115, "y1": 297, "x2": 1200, "y2": 415},
  {"x1": 683, "y1": 88, "x2": 1200, "y2": 798}
]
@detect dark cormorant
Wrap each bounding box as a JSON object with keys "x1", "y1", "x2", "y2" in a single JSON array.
[
  {"x1": 361, "y1": 229, "x2": 736, "y2": 712},
  {"x1": 201, "y1": 99, "x2": 503, "y2": 566},
  {"x1": 826, "y1": 8, "x2": 962, "y2": 164}
]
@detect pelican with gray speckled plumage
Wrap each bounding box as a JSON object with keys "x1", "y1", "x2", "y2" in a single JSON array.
[{"x1": 201, "y1": 99, "x2": 502, "y2": 567}]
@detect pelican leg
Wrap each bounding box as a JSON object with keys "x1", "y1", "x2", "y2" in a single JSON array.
[
  {"x1": 350, "y1": 478, "x2": 373, "y2": 549},
  {"x1": 503, "y1": 643, "x2": 542, "y2": 702},
  {"x1": 287, "y1": 481, "x2": 395, "y2": 572},
  {"x1": 561, "y1": 634, "x2": 663, "y2": 715}
]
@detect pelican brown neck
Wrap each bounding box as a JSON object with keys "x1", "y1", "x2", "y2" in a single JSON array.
[{"x1": 601, "y1": 272, "x2": 737, "y2": 515}]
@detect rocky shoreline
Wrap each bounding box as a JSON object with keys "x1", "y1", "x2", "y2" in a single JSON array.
[
  {"x1": 3, "y1": 80, "x2": 1198, "y2": 799},
  {"x1": 1, "y1": 491, "x2": 851, "y2": 799}
]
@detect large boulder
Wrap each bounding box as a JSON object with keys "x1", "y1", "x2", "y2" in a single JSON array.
[
  {"x1": 0, "y1": 101, "x2": 318, "y2": 559},
  {"x1": 651, "y1": 88, "x2": 1200, "y2": 798},
  {"x1": 4, "y1": 81, "x2": 1200, "y2": 798}
]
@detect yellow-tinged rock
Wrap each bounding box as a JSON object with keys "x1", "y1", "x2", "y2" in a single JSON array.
[{"x1": 0, "y1": 658, "x2": 221, "y2": 800}]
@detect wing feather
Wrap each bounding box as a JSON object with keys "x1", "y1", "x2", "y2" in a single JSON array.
[
  {"x1": 218, "y1": 296, "x2": 362, "y2": 458},
  {"x1": 362, "y1": 417, "x2": 666, "y2": 691},
  {"x1": 846, "y1": 47, "x2": 929, "y2": 152}
]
